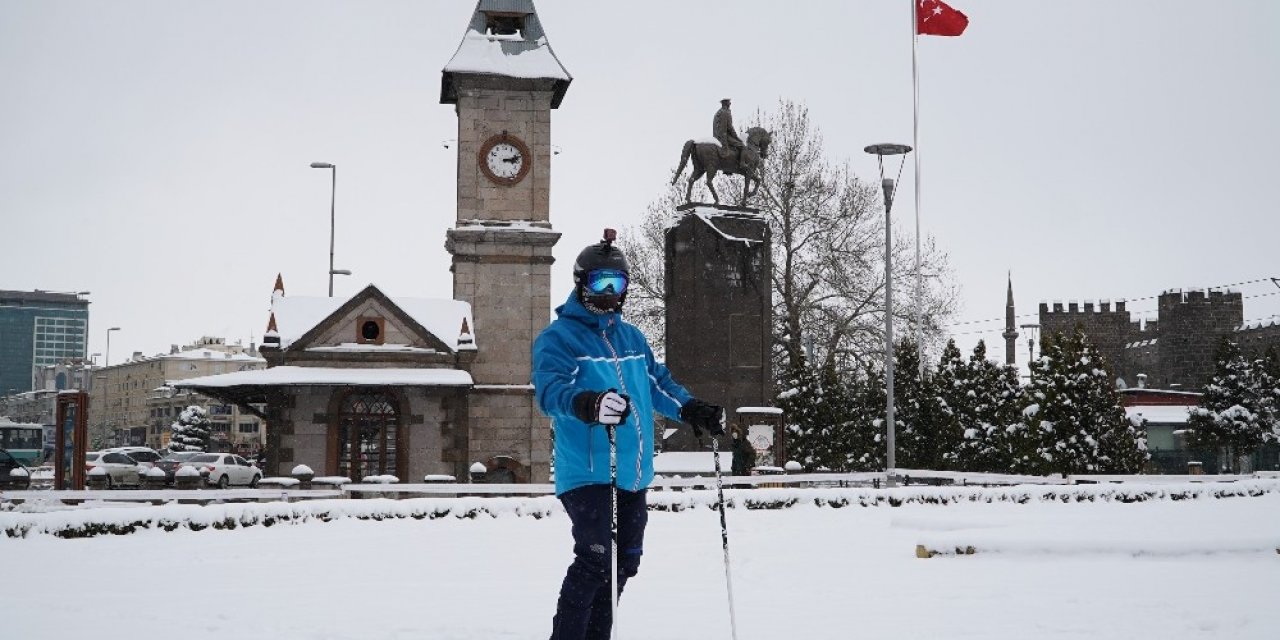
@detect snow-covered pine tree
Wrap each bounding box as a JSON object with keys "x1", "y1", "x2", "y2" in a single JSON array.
[
  {"x1": 946, "y1": 341, "x2": 1025, "y2": 472},
  {"x1": 169, "y1": 405, "x2": 212, "y2": 452},
  {"x1": 778, "y1": 356, "x2": 825, "y2": 469},
  {"x1": 849, "y1": 364, "x2": 887, "y2": 471},
  {"x1": 1018, "y1": 329, "x2": 1147, "y2": 475},
  {"x1": 890, "y1": 339, "x2": 946, "y2": 470},
  {"x1": 1187, "y1": 339, "x2": 1278, "y2": 472},
  {"x1": 933, "y1": 340, "x2": 969, "y2": 470}
]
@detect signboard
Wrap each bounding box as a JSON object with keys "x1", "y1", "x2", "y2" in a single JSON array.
[{"x1": 748, "y1": 424, "x2": 775, "y2": 466}]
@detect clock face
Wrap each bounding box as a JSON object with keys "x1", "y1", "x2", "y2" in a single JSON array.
[
  {"x1": 478, "y1": 134, "x2": 532, "y2": 185},
  {"x1": 486, "y1": 142, "x2": 524, "y2": 180}
]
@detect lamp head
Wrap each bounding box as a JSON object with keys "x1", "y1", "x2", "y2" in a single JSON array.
[{"x1": 310, "y1": 162, "x2": 334, "y2": 169}]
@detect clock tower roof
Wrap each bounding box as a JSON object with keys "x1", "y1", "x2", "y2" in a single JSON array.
[{"x1": 441, "y1": 0, "x2": 572, "y2": 108}]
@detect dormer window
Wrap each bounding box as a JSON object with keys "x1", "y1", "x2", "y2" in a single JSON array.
[
  {"x1": 357, "y1": 316, "x2": 386, "y2": 345},
  {"x1": 484, "y1": 12, "x2": 525, "y2": 37}
]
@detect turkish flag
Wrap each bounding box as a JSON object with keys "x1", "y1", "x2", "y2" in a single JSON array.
[{"x1": 917, "y1": 0, "x2": 968, "y2": 37}]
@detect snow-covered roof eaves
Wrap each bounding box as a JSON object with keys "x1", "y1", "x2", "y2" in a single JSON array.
[
  {"x1": 172, "y1": 366, "x2": 473, "y2": 389},
  {"x1": 440, "y1": 0, "x2": 571, "y2": 107},
  {"x1": 269, "y1": 285, "x2": 474, "y2": 353}
]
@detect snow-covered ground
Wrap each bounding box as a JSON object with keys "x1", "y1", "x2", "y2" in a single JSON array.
[{"x1": 2, "y1": 489, "x2": 1277, "y2": 640}]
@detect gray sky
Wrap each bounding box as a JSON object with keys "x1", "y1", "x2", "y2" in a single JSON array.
[{"x1": 2, "y1": 0, "x2": 1277, "y2": 370}]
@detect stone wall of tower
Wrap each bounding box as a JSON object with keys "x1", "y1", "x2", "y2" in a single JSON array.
[
  {"x1": 664, "y1": 208, "x2": 772, "y2": 435},
  {"x1": 446, "y1": 226, "x2": 556, "y2": 483},
  {"x1": 1155, "y1": 289, "x2": 1243, "y2": 390},
  {"x1": 453, "y1": 76, "x2": 556, "y2": 223},
  {"x1": 1038, "y1": 300, "x2": 1133, "y2": 375}
]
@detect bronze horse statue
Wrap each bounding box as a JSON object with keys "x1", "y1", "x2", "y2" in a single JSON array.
[{"x1": 672, "y1": 126, "x2": 771, "y2": 205}]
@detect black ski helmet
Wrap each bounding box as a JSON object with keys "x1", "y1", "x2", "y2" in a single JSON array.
[{"x1": 573, "y1": 228, "x2": 630, "y2": 313}]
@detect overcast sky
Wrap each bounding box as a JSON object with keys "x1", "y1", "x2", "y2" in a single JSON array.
[{"x1": 2, "y1": 0, "x2": 1277, "y2": 370}]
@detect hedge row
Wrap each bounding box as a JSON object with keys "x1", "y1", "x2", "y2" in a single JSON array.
[{"x1": 3, "y1": 480, "x2": 1276, "y2": 539}]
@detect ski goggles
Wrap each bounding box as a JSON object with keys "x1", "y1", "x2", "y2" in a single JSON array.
[{"x1": 585, "y1": 269, "x2": 628, "y2": 295}]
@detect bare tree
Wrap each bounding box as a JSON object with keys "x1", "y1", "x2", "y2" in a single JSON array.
[{"x1": 624, "y1": 100, "x2": 957, "y2": 374}]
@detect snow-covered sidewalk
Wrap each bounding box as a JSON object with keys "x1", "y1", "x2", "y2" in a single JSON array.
[{"x1": 1, "y1": 491, "x2": 1277, "y2": 640}]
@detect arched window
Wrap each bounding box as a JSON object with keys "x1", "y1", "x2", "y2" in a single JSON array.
[
  {"x1": 55, "y1": 373, "x2": 67, "y2": 390},
  {"x1": 335, "y1": 391, "x2": 399, "y2": 480}
]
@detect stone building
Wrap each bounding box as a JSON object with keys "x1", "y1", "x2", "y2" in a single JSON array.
[
  {"x1": 89, "y1": 336, "x2": 265, "y2": 449},
  {"x1": 1036, "y1": 288, "x2": 1280, "y2": 391},
  {"x1": 178, "y1": 0, "x2": 570, "y2": 483}
]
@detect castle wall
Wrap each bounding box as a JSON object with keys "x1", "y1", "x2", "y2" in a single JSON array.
[
  {"x1": 1155, "y1": 289, "x2": 1242, "y2": 390},
  {"x1": 1038, "y1": 300, "x2": 1133, "y2": 376},
  {"x1": 1236, "y1": 320, "x2": 1280, "y2": 358}
]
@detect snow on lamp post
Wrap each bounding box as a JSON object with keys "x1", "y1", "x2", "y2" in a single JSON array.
[{"x1": 864, "y1": 143, "x2": 912, "y2": 485}]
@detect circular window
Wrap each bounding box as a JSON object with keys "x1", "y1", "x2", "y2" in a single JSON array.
[{"x1": 361, "y1": 320, "x2": 381, "y2": 341}]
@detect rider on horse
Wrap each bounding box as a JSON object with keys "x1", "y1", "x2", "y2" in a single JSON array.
[{"x1": 712, "y1": 98, "x2": 745, "y2": 173}]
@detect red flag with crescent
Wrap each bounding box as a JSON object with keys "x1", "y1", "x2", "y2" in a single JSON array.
[{"x1": 917, "y1": 0, "x2": 968, "y2": 37}]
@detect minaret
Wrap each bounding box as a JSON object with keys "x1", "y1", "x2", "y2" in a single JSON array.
[
  {"x1": 1002, "y1": 272, "x2": 1019, "y2": 365},
  {"x1": 441, "y1": 0, "x2": 569, "y2": 482}
]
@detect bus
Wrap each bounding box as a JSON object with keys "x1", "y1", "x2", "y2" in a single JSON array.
[{"x1": 0, "y1": 418, "x2": 44, "y2": 464}]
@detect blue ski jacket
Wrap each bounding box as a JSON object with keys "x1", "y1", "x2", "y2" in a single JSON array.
[{"x1": 533, "y1": 291, "x2": 692, "y2": 495}]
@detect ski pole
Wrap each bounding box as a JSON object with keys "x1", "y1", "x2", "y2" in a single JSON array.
[
  {"x1": 608, "y1": 423, "x2": 619, "y2": 639},
  {"x1": 711, "y1": 434, "x2": 739, "y2": 640}
]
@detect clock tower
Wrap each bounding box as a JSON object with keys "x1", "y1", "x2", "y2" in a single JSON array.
[{"x1": 442, "y1": 0, "x2": 569, "y2": 482}]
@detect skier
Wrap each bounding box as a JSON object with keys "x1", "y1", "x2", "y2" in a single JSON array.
[{"x1": 533, "y1": 228, "x2": 725, "y2": 640}]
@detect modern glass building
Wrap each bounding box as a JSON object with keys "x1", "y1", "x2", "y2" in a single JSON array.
[{"x1": 0, "y1": 290, "x2": 90, "y2": 394}]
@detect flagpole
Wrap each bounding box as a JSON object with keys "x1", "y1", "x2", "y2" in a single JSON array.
[{"x1": 911, "y1": 0, "x2": 924, "y2": 375}]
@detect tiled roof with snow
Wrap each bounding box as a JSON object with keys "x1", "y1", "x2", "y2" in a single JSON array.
[{"x1": 270, "y1": 289, "x2": 474, "y2": 352}]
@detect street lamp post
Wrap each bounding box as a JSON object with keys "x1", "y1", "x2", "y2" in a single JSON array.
[
  {"x1": 864, "y1": 143, "x2": 912, "y2": 486},
  {"x1": 105, "y1": 327, "x2": 120, "y2": 368},
  {"x1": 310, "y1": 162, "x2": 351, "y2": 296}
]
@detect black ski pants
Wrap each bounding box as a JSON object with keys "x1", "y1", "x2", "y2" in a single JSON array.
[{"x1": 550, "y1": 484, "x2": 648, "y2": 640}]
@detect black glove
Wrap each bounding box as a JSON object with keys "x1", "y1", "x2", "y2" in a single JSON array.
[
  {"x1": 572, "y1": 389, "x2": 632, "y2": 426},
  {"x1": 680, "y1": 398, "x2": 725, "y2": 437}
]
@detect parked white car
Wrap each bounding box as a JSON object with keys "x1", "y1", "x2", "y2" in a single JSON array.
[
  {"x1": 84, "y1": 451, "x2": 142, "y2": 488},
  {"x1": 105, "y1": 446, "x2": 162, "y2": 469},
  {"x1": 180, "y1": 453, "x2": 263, "y2": 488}
]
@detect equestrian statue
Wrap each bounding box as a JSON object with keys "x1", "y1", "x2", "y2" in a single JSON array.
[{"x1": 673, "y1": 98, "x2": 771, "y2": 206}]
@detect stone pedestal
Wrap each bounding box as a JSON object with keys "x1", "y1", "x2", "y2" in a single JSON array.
[{"x1": 664, "y1": 205, "x2": 773, "y2": 434}]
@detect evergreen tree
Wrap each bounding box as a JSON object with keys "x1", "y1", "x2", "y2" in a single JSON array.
[
  {"x1": 946, "y1": 341, "x2": 1025, "y2": 472},
  {"x1": 778, "y1": 356, "x2": 826, "y2": 469},
  {"x1": 890, "y1": 339, "x2": 946, "y2": 470},
  {"x1": 1017, "y1": 329, "x2": 1147, "y2": 475},
  {"x1": 849, "y1": 364, "x2": 887, "y2": 471},
  {"x1": 933, "y1": 340, "x2": 969, "y2": 470},
  {"x1": 1187, "y1": 339, "x2": 1278, "y2": 471},
  {"x1": 169, "y1": 405, "x2": 212, "y2": 453}
]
